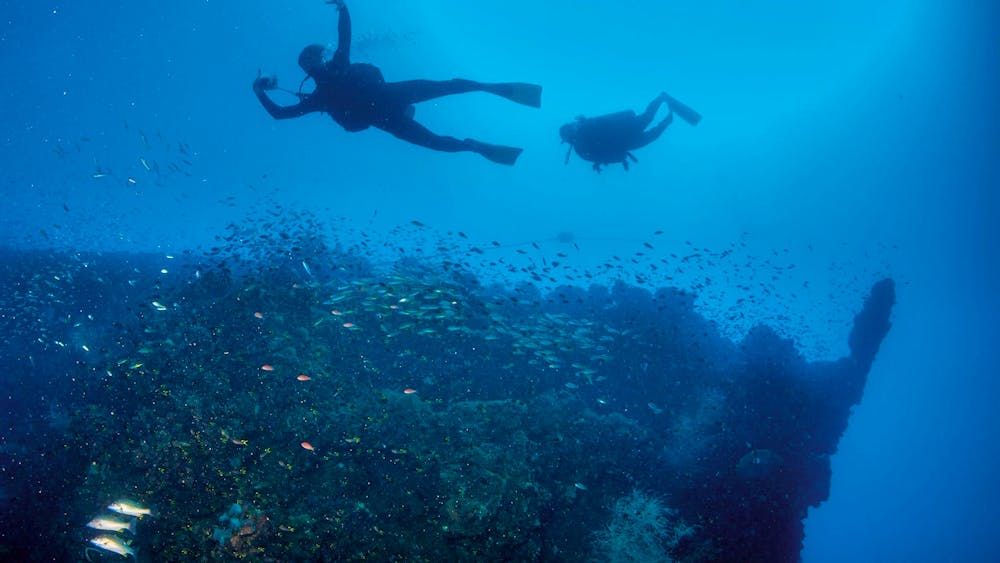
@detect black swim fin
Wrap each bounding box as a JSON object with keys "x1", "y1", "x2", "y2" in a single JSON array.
[
  {"x1": 662, "y1": 93, "x2": 702, "y2": 126},
  {"x1": 466, "y1": 139, "x2": 523, "y2": 165},
  {"x1": 492, "y1": 83, "x2": 543, "y2": 108}
]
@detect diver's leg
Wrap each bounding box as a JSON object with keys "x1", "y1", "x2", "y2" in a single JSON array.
[
  {"x1": 632, "y1": 112, "x2": 674, "y2": 149},
  {"x1": 385, "y1": 79, "x2": 542, "y2": 108},
  {"x1": 378, "y1": 117, "x2": 522, "y2": 165},
  {"x1": 635, "y1": 93, "x2": 669, "y2": 129},
  {"x1": 379, "y1": 116, "x2": 470, "y2": 152},
  {"x1": 385, "y1": 79, "x2": 486, "y2": 105}
]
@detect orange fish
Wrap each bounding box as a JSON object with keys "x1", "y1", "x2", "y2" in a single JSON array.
[
  {"x1": 300, "y1": 442, "x2": 315, "y2": 451},
  {"x1": 330, "y1": 309, "x2": 343, "y2": 316},
  {"x1": 261, "y1": 365, "x2": 275, "y2": 371},
  {"x1": 253, "y1": 311, "x2": 264, "y2": 319},
  {"x1": 403, "y1": 388, "x2": 417, "y2": 395},
  {"x1": 296, "y1": 374, "x2": 311, "y2": 381},
  {"x1": 342, "y1": 322, "x2": 355, "y2": 328}
]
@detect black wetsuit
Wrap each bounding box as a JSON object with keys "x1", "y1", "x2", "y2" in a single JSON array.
[
  {"x1": 253, "y1": 3, "x2": 538, "y2": 163},
  {"x1": 562, "y1": 94, "x2": 674, "y2": 172}
]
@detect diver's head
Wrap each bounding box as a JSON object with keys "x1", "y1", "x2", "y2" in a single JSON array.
[
  {"x1": 559, "y1": 122, "x2": 579, "y2": 144},
  {"x1": 298, "y1": 44, "x2": 329, "y2": 76}
]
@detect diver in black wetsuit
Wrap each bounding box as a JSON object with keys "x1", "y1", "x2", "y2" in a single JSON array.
[
  {"x1": 253, "y1": 0, "x2": 542, "y2": 166},
  {"x1": 560, "y1": 92, "x2": 701, "y2": 172}
]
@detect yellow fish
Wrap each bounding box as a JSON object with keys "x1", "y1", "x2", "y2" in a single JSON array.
[
  {"x1": 87, "y1": 515, "x2": 136, "y2": 534},
  {"x1": 108, "y1": 499, "x2": 153, "y2": 519},
  {"x1": 88, "y1": 535, "x2": 136, "y2": 559}
]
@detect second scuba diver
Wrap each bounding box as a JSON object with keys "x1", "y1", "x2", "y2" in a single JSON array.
[{"x1": 560, "y1": 92, "x2": 702, "y2": 172}]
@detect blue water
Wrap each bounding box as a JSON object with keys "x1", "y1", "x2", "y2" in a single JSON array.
[{"x1": 1, "y1": 0, "x2": 997, "y2": 560}]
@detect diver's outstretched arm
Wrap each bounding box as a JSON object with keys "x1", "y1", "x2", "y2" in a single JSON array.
[
  {"x1": 253, "y1": 78, "x2": 313, "y2": 120},
  {"x1": 327, "y1": 0, "x2": 351, "y2": 66}
]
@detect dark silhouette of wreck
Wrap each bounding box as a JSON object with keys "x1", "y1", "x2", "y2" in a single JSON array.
[{"x1": 0, "y1": 243, "x2": 894, "y2": 561}]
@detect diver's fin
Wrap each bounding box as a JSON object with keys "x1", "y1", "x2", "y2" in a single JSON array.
[
  {"x1": 662, "y1": 93, "x2": 702, "y2": 126},
  {"x1": 467, "y1": 139, "x2": 523, "y2": 165},
  {"x1": 492, "y1": 83, "x2": 543, "y2": 108}
]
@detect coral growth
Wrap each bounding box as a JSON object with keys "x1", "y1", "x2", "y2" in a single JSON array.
[
  {"x1": 591, "y1": 489, "x2": 692, "y2": 563},
  {"x1": 210, "y1": 503, "x2": 273, "y2": 559},
  {"x1": 0, "y1": 226, "x2": 895, "y2": 560}
]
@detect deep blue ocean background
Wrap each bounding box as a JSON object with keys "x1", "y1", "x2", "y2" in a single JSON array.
[{"x1": 1, "y1": 0, "x2": 997, "y2": 560}]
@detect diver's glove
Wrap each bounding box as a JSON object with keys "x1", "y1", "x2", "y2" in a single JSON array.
[
  {"x1": 253, "y1": 70, "x2": 278, "y2": 91},
  {"x1": 325, "y1": 0, "x2": 345, "y2": 9}
]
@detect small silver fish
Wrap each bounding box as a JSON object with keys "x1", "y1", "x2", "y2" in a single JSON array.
[
  {"x1": 87, "y1": 515, "x2": 136, "y2": 535},
  {"x1": 88, "y1": 535, "x2": 136, "y2": 558},
  {"x1": 108, "y1": 499, "x2": 153, "y2": 519}
]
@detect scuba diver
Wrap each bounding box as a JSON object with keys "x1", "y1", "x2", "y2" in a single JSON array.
[
  {"x1": 253, "y1": 0, "x2": 543, "y2": 166},
  {"x1": 560, "y1": 92, "x2": 701, "y2": 172}
]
